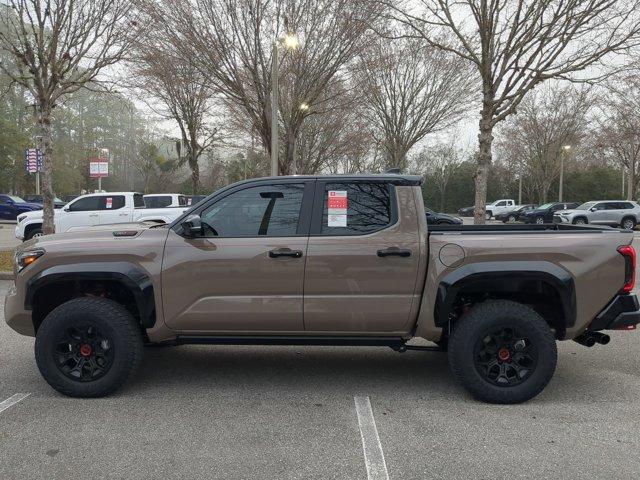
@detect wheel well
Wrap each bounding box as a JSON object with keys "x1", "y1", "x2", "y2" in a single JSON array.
[
  {"x1": 31, "y1": 279, "x2": 153, "y2": 334},
  {"x1": 439, "y1": 278, "x2": 568, "y2": 339},
  {"x1": 621, "y1": 215, "x2": 635, "y2": 224},
  {"x1": 24, "y1": 223, "x2": 42, "y2": 237}
]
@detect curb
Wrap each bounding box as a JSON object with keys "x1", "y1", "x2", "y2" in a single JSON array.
[{"x1": 0, "y1": 272, "x2": 14, "y2": 280}]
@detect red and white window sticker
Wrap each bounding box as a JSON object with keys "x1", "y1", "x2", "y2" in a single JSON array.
[
  {"x1": 327, "y1": 190, "x2": 347, "y2": 227},
  {"x1": 105, "y1": 197, "x2": 113, "y2": 209}
]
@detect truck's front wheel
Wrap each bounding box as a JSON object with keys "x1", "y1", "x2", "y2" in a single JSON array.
[
  {"x1": 448, "y1": 300, "x2": 557, "y2": 404},
  {"x1": 35, "y1": 297, "x2": 143, "y2": 397}
]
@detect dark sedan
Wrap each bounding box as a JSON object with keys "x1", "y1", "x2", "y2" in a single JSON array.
[
  {"x1": 0, "y1": 194, "x2": 43, "y2": 220},
  {"x1": 520, "y1": 202, "x2": 579, "y2": 224},
  {"x1": 426, "y1": 208, "x2": 463, "y2": 225},
  {"x1": 458, "y1": 205, "x2": 475, "y2": 217},
  {"x1": 23, "y1": 194, "x2": 67, "y2": 209},
  {"x1": 495, "y1": 204, "x2": 537, "y2": 223}
]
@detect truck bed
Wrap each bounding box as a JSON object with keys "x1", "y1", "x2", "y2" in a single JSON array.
[{"x1": 429, "y1": 223, "x2": 618, "y2": 234}]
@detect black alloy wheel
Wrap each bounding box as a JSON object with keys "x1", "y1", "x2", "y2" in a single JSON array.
[
  {"x1": 54, "y1": 324, "x2": 115, "y2": 382},
  {"x1": 473, "y1": 327, "x2": 537, "y2": 386}
]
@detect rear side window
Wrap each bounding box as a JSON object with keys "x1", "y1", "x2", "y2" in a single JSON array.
[
  {"x1": 319, "y1": 182, "x2": 393, "y2": 236},
  {"x1": 134, "y1": 194, "x2": 145, "y2": 208},
  {"x1": 200, "y1": 183, "x2": 304, "y2": 237},
  {"x1": 178, "y1": 196, "x2": 188, "y2": 206},
  {"x1": 144, "y1": 196, "x2": 172, "y2": 208},
  {"x1": 68, "y1": 196, "x2": 100, "y2": 212},
  {"x1": 98, "y1": 196, "x2": 125, "y2": 210}
]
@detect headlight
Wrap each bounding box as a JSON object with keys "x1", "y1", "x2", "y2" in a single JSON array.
[
  {"x1": 17, "y1": 214, "x2": 27, "y2": 223},
  {"x1": 15, "y1": 249, "x2": 45, "y2": 272}
]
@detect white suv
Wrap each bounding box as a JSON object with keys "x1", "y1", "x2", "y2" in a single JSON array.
[
  {"x1": 554, "y1": 200, "x2": 640, "y2": 229},
  {"x1": 485, "y1": 199, "x2": 516, "y2": 220}
]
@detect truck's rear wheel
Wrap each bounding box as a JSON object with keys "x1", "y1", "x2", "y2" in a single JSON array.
[
  {"x1": 35, "y1": 297, "x2": 143, "y2": 397},
  {"x1": 448, "y1": 300, "x2": 557, "y2": 404}
]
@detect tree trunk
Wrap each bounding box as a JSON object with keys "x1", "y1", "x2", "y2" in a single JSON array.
[
  {"x1": 38, "y1": 101, "x2": 55, "y2": 234},
  {"x1": 282, "y1": 128, "x2": 296, "y2": 175},
  {"x1": 190, "y1": 153, "x2": 200, "y2": 195},
  {"x1": 474, "y1": 113, "x2": 493, "y2": 224}
]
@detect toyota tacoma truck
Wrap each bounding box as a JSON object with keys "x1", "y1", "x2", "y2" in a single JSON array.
[
  {"x1": 5, "y1": 174, "x2": 640, "y2": 403},
  {"x1": 15, "y1": 192, "x2": 190, "y2": 240}
]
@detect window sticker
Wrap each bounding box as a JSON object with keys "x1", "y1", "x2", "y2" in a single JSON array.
[
  {"x1": 327, "y1": 190, "x2": 347, "y2": 227},
  {"x1": 105, "y1": 197, "x2": 113, "y2": 209}
]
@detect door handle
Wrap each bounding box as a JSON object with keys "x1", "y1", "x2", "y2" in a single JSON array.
[
  {"x1": 268, "y1": 248, "x2": 303, "y2": 259},
  {"x1": 377, "y1": 247, "x2": 412, "y2": 258},
  {"x1": 89, "y1": 213, "x2": 99, "y2": 217}
]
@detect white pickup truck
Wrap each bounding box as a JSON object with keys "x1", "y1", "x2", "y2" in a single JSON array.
[
  {"x1": 15, "y1": 192, "x2": 190, "y2": 240},
  {"x1": 485, "y1": 199, "x2": 516, "y2": 220}
]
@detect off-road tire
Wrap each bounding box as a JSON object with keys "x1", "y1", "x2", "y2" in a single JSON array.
[
  {"x1": 25, "y1": 227, "x2": 43, "y2": 240},
  {"x1": 35, "y1": 297, "x2": 143, "y2": 397},
  {"x1": 448, "y1": 300, "x2": 557, "y2": 404}
]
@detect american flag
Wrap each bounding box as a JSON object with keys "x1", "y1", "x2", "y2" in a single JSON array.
[{"x1": 24, "y1": 149, "x2": 43, "y2": 173}]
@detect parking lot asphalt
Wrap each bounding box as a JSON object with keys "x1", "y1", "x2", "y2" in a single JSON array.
[{"x1": 2, "y1": 277, "x2": 640, "y2": 479}]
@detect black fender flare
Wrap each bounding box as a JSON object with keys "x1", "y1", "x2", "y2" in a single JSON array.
[
  {"x1": 435, "y1": 261, "x2": 576, "y2": 328},
  {"x1": 25, "y1": 262, "x2": 155, "y2": 327}
]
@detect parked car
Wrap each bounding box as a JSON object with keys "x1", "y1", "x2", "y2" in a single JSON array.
[
  {"x1": 495, "y1": 204, "x2": 537, "y2": 223},
  {"x1": 458, "y1": 205, "x2": 475, "y2": 217},
  {"x1": 143, "y1": 193, "x2": 188, "y2": 208},
  {"x1": 521, "y1": 202, "x2": 579, "y2": 224},
  {"x1": 484, "y1": 199, "x2": 516, "y2": 220},
  {"x1": 0, "y1": 194, "x2": 43, "y2": 220},
  {"x1": 6, "y1": 174, "x2": 640, "y2": 404},
  {"x1": 425, "y1": 208, "x2": 463, "y2": 225},
  {"x1": 23, "y1": 195, "x2": 67, "y2": 209},
  {"x1": 15, "y1": 192, "x2": 190, "y2": 240},
  {"x1": 554, "y1": 200, "x2": 640, "y2": 229},
  {"x1": 458, "y1": 199, "x2": 516, "y2": 219}
]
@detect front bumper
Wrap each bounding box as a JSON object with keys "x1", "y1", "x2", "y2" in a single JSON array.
[
  {"x1": 4, "y1": 282, "x2": 34, "y2": 336},
  {"x1": 589, "y1": 294, "x2": 640, "y2": 331},
  {"x1": 14, "y1": 225, "x2": 24, "y2": 241},
  {"x1": 553, "y1": 215, "x2": 570, "y2": 224}
]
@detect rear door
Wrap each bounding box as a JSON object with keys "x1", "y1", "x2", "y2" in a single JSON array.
[
  {"x1": 97, "y1": 195, "x2": 130, "y2": 224},
  {"x1": 162, "y1": 179, "x2": 313, "y2": 332},
  {"x1": 303, "y1": 181, "x2": 421, "y2": 333}
]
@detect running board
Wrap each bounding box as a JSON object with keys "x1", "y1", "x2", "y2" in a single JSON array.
[{"x1": 173, "y1": 335, "x2": 443, "y2": 352}]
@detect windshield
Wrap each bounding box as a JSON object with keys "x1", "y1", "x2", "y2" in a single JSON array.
[
  {"x1": 537, "y1": 203, "x2": 554, "y2": 210},
  {"x1": 575, "y1": 202, "x2": 597, "y2": 210},
  {"x1": 8, "y1": 195, "x2": 25, "y2": 203}
]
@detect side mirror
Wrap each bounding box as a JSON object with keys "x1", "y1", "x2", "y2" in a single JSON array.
[
  {"x1": 181, "y1": 214, "x2": 203, "y2": 237},
  {"x1": 589, "y1": 207, "x2": 596, "y2": 212},
  {"x1": 63, "y1": 207, "x2": 69, "y2": 212}
]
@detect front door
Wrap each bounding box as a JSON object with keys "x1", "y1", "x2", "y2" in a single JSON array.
[
  {"x1": 58, "y1": 195, "x2": 101, "y2": 232},
  {"x1": 303, "y1": 181, "x2": 421, "y2": 333},
  {"x1": 161, "y1": 180, "x2": 312, "y2": 333}
]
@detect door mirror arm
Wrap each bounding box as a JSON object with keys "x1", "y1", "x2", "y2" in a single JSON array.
[{"x1": 181, "y1": 214, "x2": 203, "y2": 237}]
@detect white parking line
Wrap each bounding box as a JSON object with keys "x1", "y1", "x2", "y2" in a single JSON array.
[
  {"x1": 354, "y1": 396, "x2": 390, "y2": 480},
  {"x1": 0, "y1": 393, "x2": 30, "y2": 414}
]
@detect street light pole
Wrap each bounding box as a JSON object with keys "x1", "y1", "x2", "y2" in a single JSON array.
[
  {"x1": 270, "y1": 41, "x2": 279, "y2": 177},
  {"x1": 560, "y1": 145, "x2": 571, "y2": 202}
]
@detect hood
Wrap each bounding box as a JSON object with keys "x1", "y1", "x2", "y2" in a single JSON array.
[
  {"x1": 555, "y1": 209, "x2": 579, "y2": 215},
  {"x1": 17, "y1": 209, "x2": 45, "y2": 222}
]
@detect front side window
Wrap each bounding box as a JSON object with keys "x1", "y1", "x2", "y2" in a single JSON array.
[
  {"x1": 68, "y1": 196, "x2": 100, "y2": 212},
  {"x1": 320, "y1": 182, "x2": 393, "y2": 236},
  {"x1": 592, "y1": 203, "x2": 606, "y2": 211},
  {"x1": 200, "y1": 183, "x2": 304, "y2": 237},
  {"x1": 496, "y1": 201, "x2": 507, "y2": 206}
]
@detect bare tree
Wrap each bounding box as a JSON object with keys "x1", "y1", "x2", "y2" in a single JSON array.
[
  {"x1": 389, "y1": 0, "x2": 640, "y2": 223},
  {"x1": 130, "y1": 33, "x2": 218, "y2": 194},
  {"x1": 597, "y1": 75, "x2": 640, "y2": 200},
  {"x1": 497, "y1": 84, "x2": 592, "y2": 203},
  {"x1": 418, "y1": 141, "x2": 464, "y2": 211},
  {"x1": 357, "y1": 37, "x2": 474, "y2": 170},
  {"x1": 0, "y1": 0, "x2": 136, "y2": 233},
  {"x1": 143, "y1": 0, "x2": 381, "y2": 174}
]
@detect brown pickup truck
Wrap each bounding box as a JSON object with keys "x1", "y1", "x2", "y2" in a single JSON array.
[{"x1": 5, "y1": 174, "x2": 640, "y2": 403}]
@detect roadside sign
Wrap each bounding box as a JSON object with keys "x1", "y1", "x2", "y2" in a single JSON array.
[
  {"x1": 24, "y1": 148, "x2": 43, "y2": 173},
  {"x1": 89, "y1": 160, "x2": 109, "y2": 178}
]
